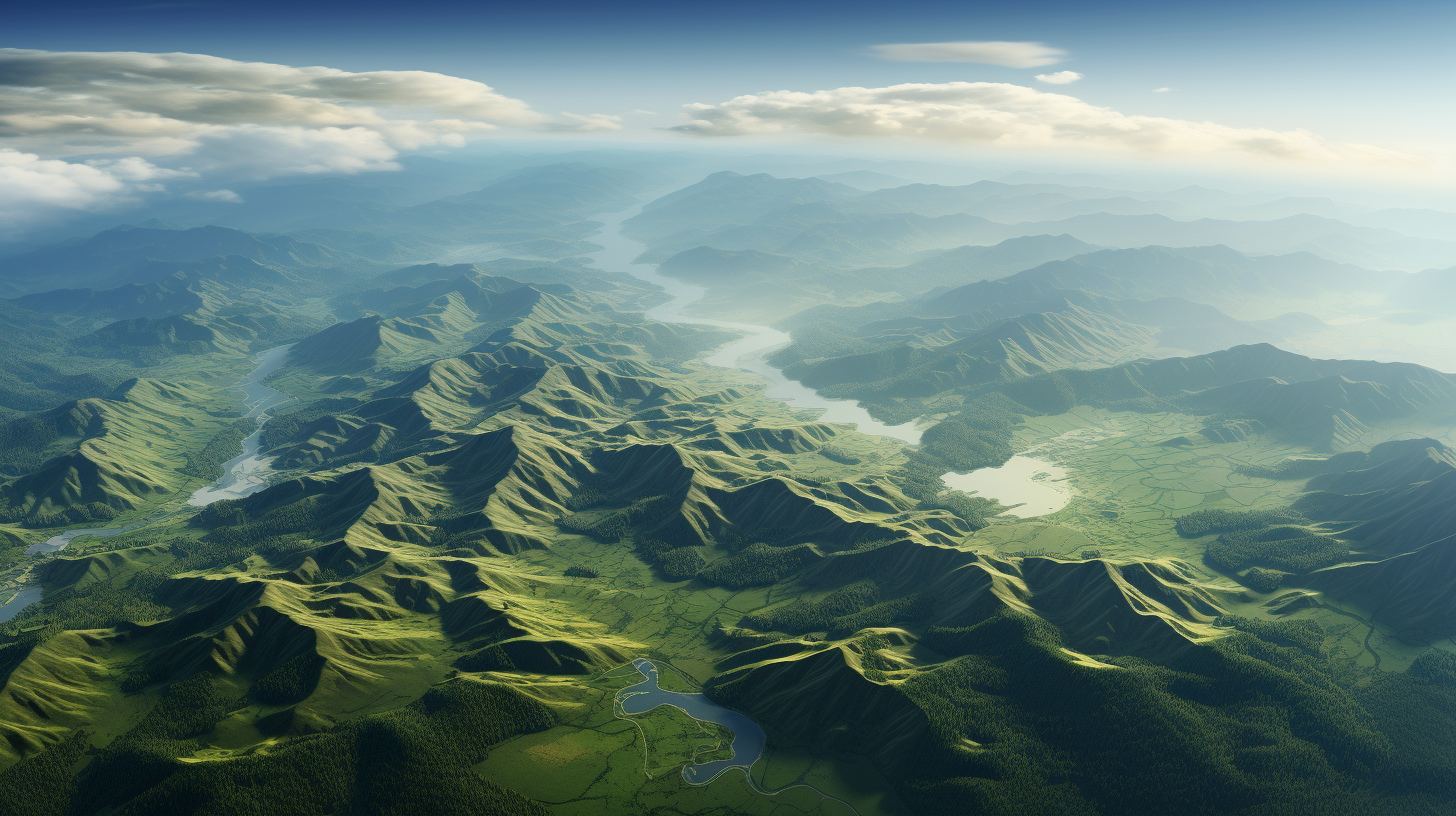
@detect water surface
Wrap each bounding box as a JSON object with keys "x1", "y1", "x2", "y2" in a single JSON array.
[
  {"x1": 587, "y1": 209, "x2": 922, "y2": 444},
  {"x1": 0, "y1": 587, "x2": 42, "y2": 624},
  {"x1": 617, "y1": 658, "x2": 767, "y2": 785},
  {"x1": 940, "y1": 455, "x2": 1073, "y2": 517},
  {"x1": 188, "y1": 343, "x2": 297, "y2": 506},
  {"x1": 22, "y1": 344, "x2": 296, "y2": 559}
]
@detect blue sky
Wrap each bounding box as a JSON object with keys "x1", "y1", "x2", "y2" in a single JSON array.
[
  {"x1": 7, "y1": 0, "x2": 1451, "y2": 147},
  {"x1": 1, "y1": 0, "x2": 1451, "y2": 235}
]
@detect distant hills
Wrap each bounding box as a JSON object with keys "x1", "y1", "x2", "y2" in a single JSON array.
[
  {"x1": 625, "y1": 171, "x2": 1456, "y2": 273},
  {"x1": 0, "y1": 224, "x2": 361, "y2": 295}
]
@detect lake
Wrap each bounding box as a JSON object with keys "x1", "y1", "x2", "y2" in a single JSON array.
[
  {"x1": 940, "y1": 455, "x2": 1073, "y2": 517},
  {"x1": 617, "y1": 658, "x2": 767, "y2": 785}
]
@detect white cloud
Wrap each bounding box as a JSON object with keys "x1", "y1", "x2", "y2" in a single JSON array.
[
  {"x1": 672, "y1": 82, "x2": 1421, "y2": 166},
  {"x1": 870, "y1": 41, "x2": 1066, "y2": 68},
  {"x1": 184, "y1": 189, "x2": 243, "y2": 203},
  {"x1": 1153, "y1": 87, "x2": 1173, "y2": 93},
  {"x1": 0, "y1": 149, "x2": 185, "y2": 235},
  {"x1": 0, "y1": 48, "x2": 618, "y2": 230},
  {"x1": 1035, "y1": 71, "x2": 1083, "y2": 85}
]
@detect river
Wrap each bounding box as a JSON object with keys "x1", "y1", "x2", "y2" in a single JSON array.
[
  {"x1": 586, "y1": 209, "x2": 924, "y2": 444},
  {"x1": 187, "y1": 343, "x2": 297, "y2": 506},
  {"x1": 586, "y1": 204, "x2": 1071, "y2": 515},
  {"x1": 11, "y1": 343, "x2": 297, "y2": 621}
]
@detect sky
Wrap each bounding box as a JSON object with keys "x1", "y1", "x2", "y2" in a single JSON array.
[{"x1": 2, "y1": 0, "x2": 1453, "y2": 235}]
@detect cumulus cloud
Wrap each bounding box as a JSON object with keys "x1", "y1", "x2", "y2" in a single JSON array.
[
  {"x1": 0, "y1": 48, "x2": 613, "y2": 227},
  {"x1": 0, "y1": 148, "x2": 187, "y2": 234},
  {"x1": 672, "y1": 82, "x2": 1420, "y2": 166},
  {"x1": 870, "y1": 41, "x2": 1065, "y2": 68},
  {"x1": 1152, "y1": 87, "x2": 1173, "y2": 93},
  {"x1": 1035, "y1": 71, "x2": 1083, "y2": 85}
]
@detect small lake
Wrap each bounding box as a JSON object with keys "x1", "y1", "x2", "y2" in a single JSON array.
[
  {"x1": 940, "y1": 455, "x2": 1073, "y2": 517},
  {"x1": 617, "y1": 658, "x2": 767, "y2": 785}
]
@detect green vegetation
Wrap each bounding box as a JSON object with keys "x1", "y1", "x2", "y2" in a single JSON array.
[
  {"x1": 1175, "y1": 507, "x2": 1308, "y2": 537},
  {"x1": 744, "y1": 581, "x2": 881, "y2": 634},
  {"x1": 102, "y1": 680, "x2": 548, "y2": 816},
  {"x1": 179, "y1": 418, "x2": 256, "y2": 479},
  {"x1": 1176, "y1": 508, "x2": 1349, "y2": 574},
  {"x1": 658, "y1": 546, "x2": 705, "y2": 580},
  {"x1": 829, "y1": 593, "x2": 933, "y2": 638},
  {"x1": 1208, "y1": 527, "x2": 1348, "y2": 573},
  {"x1": 1243, "y1": 567, "x2": 1285, "y2": 592},
  {"x1": 623, "y1": 705, "x2": 734, "y2": 779},
  {"x1": 699, "y1": 543, "x2": 818, "y2": 589},
  {"x1": 0, "y1": 731, "x2": 89, "y2": 816},
  {"x1": 0, "y1": 500, "x2": 118, "y2": 527},
  {"x1": 3, "y1": 160, "x2": 1456, "y2": 816},
  {"x1": 2, "y1": 567, "x2": 169, "y2": 640},
  {"x1": 258, "y1": 398, "x2": 361, "y2": 450},
  {"x1": 558, "y1": 495, "x2": 677, "y2": 543},
  {"x1": 250, "y1": 652, "x2": 326, "y2": 705}
]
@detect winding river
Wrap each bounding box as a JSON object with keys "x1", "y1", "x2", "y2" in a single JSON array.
[
  {"x1": 586, "y1": 203, "x2": 1071, "y2": 516},
  {"x1": 586, "y1": 208, "x2": 924, "y2": 444},
  {"x1": 187, "y1": 343, "x2": 297, "y2": 506},
  {"x1": 3, "y1": 344, "x2": 297, "y2": 620}
]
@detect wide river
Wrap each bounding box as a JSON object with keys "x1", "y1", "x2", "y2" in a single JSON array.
[{"x1": 587, "y1": 204, "x2": 1071, "y2": 517}]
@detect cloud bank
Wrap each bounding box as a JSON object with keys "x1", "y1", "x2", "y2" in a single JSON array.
[
  {"x1": 672, "y1": 82, "x2": 1419, "y2": 165},
  {"x1": 0, "y1": 48, "x2": 616, "y2": 229},
  {"x1": 870, "y1": 41, "x2": 1065, "y2": 68}
]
